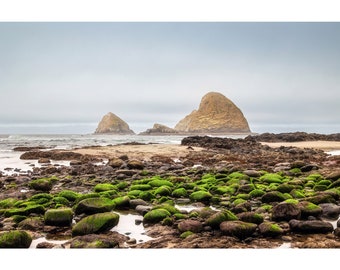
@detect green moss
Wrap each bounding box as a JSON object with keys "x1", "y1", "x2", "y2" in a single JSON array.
[
  {"x1": 99, "y1": 190, "x2": 119, "y2": 199},
  {"x1": 305, "y1": 173, "x2": 324, "y2": 181},
  {"x1": 284, "y1": 199, "x2": 299, "y2": 205},
  {"x1": 112, "y1": 196, "x2": 130, "y2": 209},
  {"x1": 148, "y1": 179, "x2": 174, "y2": 188},
  {"x1": 236, "y1": 193, "x2": 250, "y2": 200},
  {"x1": 249, "y1": 189, "x2": 265, "y2": 198},
  {"x1": 233, "y1": 198, "x2": 246, "y2": 206},
  {"x1": 72, "y1": 212, "x2": 120, "y2": 236},
  {"x1": 228, "y1": 172, "x2": 247, "y2": 180},
  {"x1": 152, "y1": 204, "x2": 179, "y2": 215},
  {"x1": 189, "y1": 191, "x2": 212, "y2": 202},
  {"x1": 314, "y1": 184, "x2": 328, "y2": 191},
  {"x1": 0, "y1": 230, "x2": 32, "y2": 248},
  {"x1": 260, "y1": 173, "x2": 283, "y2": 184},
  {"x1": 94, "y1": 183, "x2": 117, "y2": 192},
  {"x1": 143, "y1": 209, "x2": 171, "y2": 224},
  {"x1": 74, "y1": 197, "x2": 115, "y2": 215},
  {"x1": 75, "y1": 193, "x2": 100, "y2": 204},
  {"x1": 161, "y1": 217, "x2": 173, "y2": 226},
  {"x1": 130, "y1": 184, "x2": 152, "y2": 191},
  {"x1": 154, "y1": 185, "x2": 172, "y2": 196},
  {"x1": 116, "y1": 182, "x2": 128, "y2": 190},
  {"x1": 138, "y1": 191, "x2": 155, "y2": 201},
  {"x1": 52, "y1": 196, "x2": 70, "y2": 206},
  {"x1": 172, "y1": 188, "x2": 188, "y2": 198},
  {"x1": 29, "y1": 178, "x2": 54, "y2": 192},
  {"x1": 58, "y1": 190, "x2": 80, "y2": 202},
  {"x1": 180, "y1": 231, "x2": 194, "y2": 239},
  {"x1": 290, "y1": 189, "x2": 305, "y2": 199},
  {"x1": 213, "y1": 186, "x2": 235, "y2": 195},
  {"x1": 0, "y1": 198, "x2": 18, "y2": 209},
  {"x1": 44, "y1": 208, "x2": 74, "y2": 226},
  {"x1": 289, "y1": 168, "x2": 302, "y2": 175},
  {"x1": 174, "y1": 213, "x2": 186, "y2": 220},
  {"x1": 127, "y1": 190, "x2": 142, "y2": 198},
  {"x1": 206, "y1": 210, "x2": 238, "y2": 229}
]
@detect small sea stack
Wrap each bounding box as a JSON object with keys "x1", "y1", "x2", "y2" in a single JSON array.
[{"x1": 94, "y1": 112, "x2": 135, "y2": 135}]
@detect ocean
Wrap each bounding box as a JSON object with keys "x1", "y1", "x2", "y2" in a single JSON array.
[{"x1": 0, "y1": 133, "x2": 245, "y2": 175}]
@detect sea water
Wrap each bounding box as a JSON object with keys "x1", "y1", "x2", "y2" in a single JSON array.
[{"x1": 0, "y1": 133, "x2": 246, "y2": 175}]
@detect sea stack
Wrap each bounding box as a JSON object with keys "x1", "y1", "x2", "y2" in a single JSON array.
[
  {"x1": 94, "y1": 112, "x2": 135, "y2": 134},
  {"x1": 174, "y1": 92, "x2": 251, "y2": 134},
  {"x1": 139, "y1": 123, "x2": 179, "y2": 135}
]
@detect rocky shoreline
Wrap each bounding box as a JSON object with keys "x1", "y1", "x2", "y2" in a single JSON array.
[{"x1": 0, "y1": 132, "x2": 340, "y2": 248}]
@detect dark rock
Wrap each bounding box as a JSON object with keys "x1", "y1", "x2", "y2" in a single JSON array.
[
  {"x1": 289, "y1": 219, "x2": 334, "y2": 234},
  {"x1": 272, "y1": 202, "x2": 301, "y2": 221},
  {"x1": 220, "y1": 221, "x2": 257, "y2": 239},
  {"x1": 178, "y1": 219, "x2": 203, "y2": 233},
  {"x1": 258, "y1": 222, "x2": 284, "y2": 237},
  {"x1": 319, "y1": 203, "x2": 340, "y2": 220}
]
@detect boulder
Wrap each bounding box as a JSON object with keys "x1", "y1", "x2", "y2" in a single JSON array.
[
  {"x1": 178, "y1": 219, "x2": 203, "y2": 233},
  {"x1": 289, "y1": 219, "x2": 334, "y2": 234},
  {"x1": 94, "y1": 112, "x2": 135, "y2": 134},
  {"x1": 220, "y1": 220, "x2": 257, "y2": 239},
  {"x1": 174, "y1": 92, "x2": 250, "y2": 133},
  {"x1": 0, "y1": 230, "x2": 32, "y2": 248},
  {"x1": 72, "y1": 212, "x2": 120, "y2": 236},
  {"x1": 272, "y1": 201, "x2": 301, "y2": 221}
]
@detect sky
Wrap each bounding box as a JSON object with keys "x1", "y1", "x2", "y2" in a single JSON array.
[{"x1": 0, "y1": 21, "x2": 340, "y2": 134}]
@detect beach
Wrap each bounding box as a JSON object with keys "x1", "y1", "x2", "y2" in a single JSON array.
[{"x1": 0, "y1": 133, "x2": 340, "y2": 249}]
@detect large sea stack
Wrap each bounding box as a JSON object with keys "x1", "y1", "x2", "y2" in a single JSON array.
[
  {"x1": 174, "y1": 92, "x2": 251, "y2": 134},
  {"x1": 94, "y1": 112, "x2": 135, "y2": 134}
]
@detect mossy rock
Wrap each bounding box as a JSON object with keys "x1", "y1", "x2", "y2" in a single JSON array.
[
  {"x1": 220, "y1": 220, "x2": 257, "y2": 239},
  {"x1": 52, "y1": 196, "x2": 70, "y2": 206},
  {"x1": 214, "y1": 186, "x2": 236, "y2": 195},
  {"x1": 75, "y1": 193, "x2": 100, "y2": 204},
  {"x1": 271, "y1": 201, "x2": 301, "y2": 221},
  {"x1": 276, "y1": 184, "x2": 297, "y2": 193},
  {"x1": 258, "y1": 222, "x2": 283, "y2": 237},
  {"x1": 329, "y1": 179, "x2": 340, "y2": 189},
  {"x1": 99, "y1": 190, "x2": 119, "y2": 199},
  {"x1": 152, "y1": 204, "x2": 179, "y2": 215},
  {"x1": 174, "y1": 213, "x2": 186, "y2": 220},
  {"x1": 29, "y1": 193, "x2": 54, "y2": 202},
  {"x1": 58, "y1": 190, "x2": 80, "y2": 202},
  {"x1": 0, "y1": 230, "x2": 32, "y2": 248},
  {"x1": 314, "y1": 184, "x2": 328, "y2": 192},
  {"x1": 249, "y1": 189, "x2": 265, "y2": 198},
  {"x1": 305, "y1": 194, "x2": 336, "y2": 205},
  {"x1": 261, "y1": 191, "x2": 286, "y2": 203},
  {"x1": 298, "y1": 201, "x2": 323, "y2": 218},
  {"x1": 127, "y1": 190, "x2": 142, "y2": 198},
  {"x1": 11, "y1": 215, "x2": 27, "y2": 224},
  {"x1": 148, "y1": 179, "x2": 174, "y2": 188},
  {"x1": 233, "y1": 198, "x2": 246, "y2": 206},
  {"x1": 72, "y1": 212, "x2": 120, "y2": 236},
  {"x1": 290, "y1": 189, "x2": 305, "y2": 199},
  {"x1": 143, "y1": 209, "x2": 171, "y2": 224},
  {"x1": 112, "y1": 196, "x2": 130, "y2": 209},
  {"x1": 154, "y1": 185, "x2": 172, "y2": 197},
  {"x1": 17, "y1": 217, "x2": 44, "y2": 231},
  {"x1": 180, "y1": 231, "x2": 194, "y2": 239},
  {"x1": 70, "y1": 234, "x2": 119, "y2": 248},
  {"x1": 305, "y1": 173, "x2": 324, "y2": 182},
  {"x1": 130, "y1": 184, "x2": 152, "y2": 191},
  {"x1": 237, "y1": 212, "x2": 264, "y2": 224},
  {"x1": 205, "y1": 210, "x2": 238, "y2": 229},
  {"x1": 44, "y1": 208, "x2": 74, "y2": 226},
  {"x1": 172, "y1": 188, "x2": 188, "y2": 198},
  {"x1": 0, "y1": 198, "x2": 18, "y2": 209},
  {"x1": 289, "y1": 168, "x2": 302, "y2": 176},
  {"x1": 116, "y1": 181, "x2": 128, "y2": 190},
  {"x1": 29, "y1": 178, "x2": 54, "y2": 192},
  {"x1": 94, "y1": 183, "x2": 117, "y2": 193},
  {"x1": 189, "y1": 191, "x2": 212, "y2": 202},
  {"x1": 227, "y1": 172, "x2": 247, "y2": 180},
  {"x1": 4, "y1": 204, "x2": 45, "y2": 218},
  {"x1": 138, "y1": 191, "x2": 155, "y2": 201},
  {"x1": 74, "y1": 197, "x2": 115, "y2": 215},
  {"x1": 260, "y1": 173, "x2": 283, "y2": 184}
]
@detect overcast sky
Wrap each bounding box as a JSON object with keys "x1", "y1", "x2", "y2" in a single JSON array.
[{"x1": 0, "y1": 22, "x2": 339, "y2": 134}]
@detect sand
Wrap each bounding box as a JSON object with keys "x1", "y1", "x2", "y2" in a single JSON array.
[
  {"x1": 72, "y1": 140, "x2": 340, "y2": 161},
  {"x1": 73, "y1": 144, "x2": 205, "y2": 161},
  {"x1": 260, "y1": 140, "x2": 340, "y2": 152}
]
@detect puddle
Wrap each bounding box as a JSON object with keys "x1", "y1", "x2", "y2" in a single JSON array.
[
  {"x1": 111, "y1": 211, "x2": 154, "y2": 244},
  {"x1": 30, "y1": 236, "x2": 69, "y2": 249}
]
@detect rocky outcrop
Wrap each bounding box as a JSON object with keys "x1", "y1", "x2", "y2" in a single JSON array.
[
  {"x1": 139, "y1": 123, "x2": 179, "y2": 135},
  {"x1": 174, "y1": 92, "x2": 250, "y2": 134},
  {"x1": 94, "y1": 112, "x2": 135, "y2": 135}
]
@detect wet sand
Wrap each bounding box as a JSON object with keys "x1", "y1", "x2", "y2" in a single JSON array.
[
  {"x1": 73, "y1": 144, "x2": 205, "y2": 160},
  {"x1": 260, "y1": 140, "x2": 340, "y2": 152}
]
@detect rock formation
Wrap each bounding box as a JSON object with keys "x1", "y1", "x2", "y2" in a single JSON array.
[
  {"x1": 174, "y1": 92, "x2": 251, "y2": 134},
  {"x1": 139, "y1": 123, "x2": 179, "y2": 135},
  {"x1": 94, "y1": 112, "x2": 135, "y2": 134}
]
